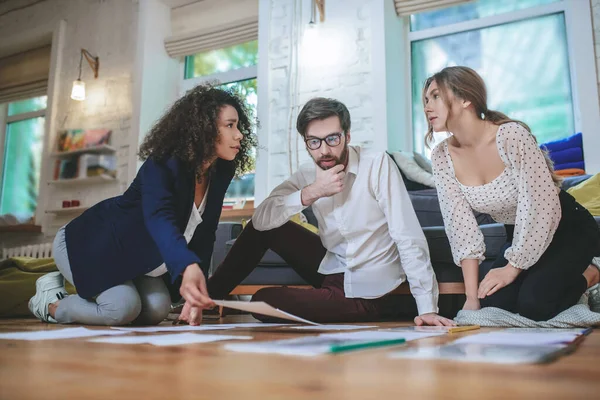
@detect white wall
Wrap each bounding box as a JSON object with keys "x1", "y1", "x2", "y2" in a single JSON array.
[
  {"x1": 0, "y1": 0, "x2": 138, "y2": 238},
  {"x1": 130, "y1": 0, "x2": 179, "y2": 183},
  {"x1": 257, "y1": 0, "x2": 393, "y2": 202}
]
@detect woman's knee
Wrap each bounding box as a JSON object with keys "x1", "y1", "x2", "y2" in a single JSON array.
[
  {"x1": 100, "y1": 291, "x2": 142, "y2": 326},
  {"x1": 136, "y1": 296, "x2": 172, "y2": 325},
  {"x1": 515, "y1": 297, "x2": 553, "y2": 321}
]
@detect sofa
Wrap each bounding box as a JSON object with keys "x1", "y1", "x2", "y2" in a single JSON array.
[{"x1": 211, "y1": 173, "x2": 600, "y2": 317}]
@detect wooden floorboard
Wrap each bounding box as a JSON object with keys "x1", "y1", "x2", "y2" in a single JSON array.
[{"x1": 0, "y1": 316, "x2": 599, "y2": 400}]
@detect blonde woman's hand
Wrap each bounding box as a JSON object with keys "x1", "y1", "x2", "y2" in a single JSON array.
[{"x1": 478, "y1": 265, "x2": 522, "y2": 298}]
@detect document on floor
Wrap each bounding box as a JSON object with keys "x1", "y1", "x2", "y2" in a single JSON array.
[
  {"x1": 213, "y1": 300, "x2": 321, "y2": 325},
  {"x1": 225, "y1": 331, "x2": 441, "y2": 356},
  {"x1": 0, "y1": 327, "x2": 129, "y2": 341},
  {"x1": 89, "y1": 333, "x2": 253, "y2": 346},
  {"x1": 453, "y1": 331, "x2": 585, "y2": 346},
  {"x1": 320, "y1": 330, "x2": 445, "y2": 342},
  {"x1": 389, "y1": 343, "x2": 572, "y2": 365},
  {"x1": 111, "y1": 325, "x2": 238, "y2": 333},
  {"x1": 225, "y1": 334, "x2": 406, "y2": 356},
  {"x1": 285, "y1": 324, "x2": 378, "y2": 331},
  {"x1": 212, "y1": 323, "x2": 294, "y2": 329},
  {"x1": 383, "y1": 325, "x2": 480, "y2": 334}
]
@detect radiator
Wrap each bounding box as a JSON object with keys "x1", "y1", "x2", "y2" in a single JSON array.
[{"x1": 1, "y1": 243, "x2": 53, "y2": 260}]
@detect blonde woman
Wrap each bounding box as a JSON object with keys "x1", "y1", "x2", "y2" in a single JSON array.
[{"x1": 423, "y1": 66, "x2": 600, "y2": 320}]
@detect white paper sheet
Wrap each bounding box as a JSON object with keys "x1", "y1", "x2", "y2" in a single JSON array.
[
  {"x1": 287, "y1": 324, "x2": 377, "y2": 331},
  {"x1": 213, "y1": 300, "x2": 321, "y2": 325},
  {"x1": 0, "y1": 327, "x2": 129, "y2": 341},
  {"x1": 453, "y1": 332, "x2": 581, "y2": 346},
  {"x1": 112, "y1": 325, "x2": 237, "y2": 333},
  {"x1": 211, "y1": 323, "x2": 292, "y2": 329},
  {"x1": 319, "y1": 330, "x2": 444, "y2": 342},
  {"x1": 225, "y1": 331, "x2": 442, "y2": 356},
  {"x1": 89, "y1": 333, "x2": 253, "y2": 346}
]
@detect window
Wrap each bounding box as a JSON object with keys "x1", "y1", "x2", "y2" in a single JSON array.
[
  {"x1": 409, "y1": 0, "x2": 576, "y2": 154},
  {"x1": 181, "y1": 40, "x2": 258, "y2": 201},
  {"x1": 0, "y1": 96, "x2": 47, "y2": 222}
]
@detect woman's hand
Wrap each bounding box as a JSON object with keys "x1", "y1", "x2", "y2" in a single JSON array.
[
  {"x1": 414, "y1": 313, "x2": 456, "y2": 326},
  {"x1": 180, "y1": 263, "x2": 214, "y2": 309},
  {"x1": 478, "y1": 265, "x2": 522, "y2": 298},
  {"x1": 178, "y1": 301, "x2": 202, "y2": 326},
  {"x1": 462, "y1": 297, "x2": 481, "y2": 311}
]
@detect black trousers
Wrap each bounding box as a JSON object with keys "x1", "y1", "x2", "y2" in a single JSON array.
[{"x1": 480, "y1": 190, "x2": 600, "y2": 321}]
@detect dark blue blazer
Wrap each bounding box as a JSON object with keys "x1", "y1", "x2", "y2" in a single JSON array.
[{"x1": 65, "y1": 156, "x2": 235, "y2": 299}]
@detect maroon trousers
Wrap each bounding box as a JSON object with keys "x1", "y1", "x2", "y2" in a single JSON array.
[{"x1": 207, "y1": 221, "x2": 404, "y2": 323}]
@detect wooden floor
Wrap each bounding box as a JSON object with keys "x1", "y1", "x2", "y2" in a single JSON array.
[{"x1": 0, "y1": 316, "x2": 599, "y2": 400}]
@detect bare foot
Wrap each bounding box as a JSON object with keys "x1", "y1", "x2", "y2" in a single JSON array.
[
  {"x1": 583, "y1": 265, "x2": 600, "y2": 288},
  {"x1": 48, "y1": 301, "x2": 60, "y2": 318}
]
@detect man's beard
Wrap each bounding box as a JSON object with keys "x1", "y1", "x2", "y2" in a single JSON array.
[{"x1": 314, "y1": 144, "x2": 349, "y2": 170}]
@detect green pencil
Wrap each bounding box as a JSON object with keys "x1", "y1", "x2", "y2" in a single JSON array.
[{"x1": 329, "y1": 338, "x2": 407, "y2": 354}]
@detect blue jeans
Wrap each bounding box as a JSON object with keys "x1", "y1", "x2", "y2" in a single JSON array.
[{"x1": 53, "y1": 226, "x2": 172, "y2": 326}]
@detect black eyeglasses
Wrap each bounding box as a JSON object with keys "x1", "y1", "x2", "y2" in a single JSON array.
[{"x1": 305, "y1": 133, "x2": 344, "y2": 150}]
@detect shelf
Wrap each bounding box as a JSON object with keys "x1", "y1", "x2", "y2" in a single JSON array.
[
  {"x1": 0, "y1": 224, "x2": 42, "y2": 233},
  {"x1": 45, "y1": 206, "x2": 89, "y2": 216},
  {"x1": 220, "y1": 200, "x2": 255, "y2": 221},
  {"x1": 47, "y1": 174, "x2": 117, "y2": 186},
  {"x1": 51, "y1": 145, "x2": 116, "y2": 158}
]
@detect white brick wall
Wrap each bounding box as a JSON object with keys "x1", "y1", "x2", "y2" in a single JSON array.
[
  {"x1": 0, "y1": 0, "x2": 138, "y2": 236},
  {"x1": 262, "y1": 0, "x2": 380, "y2": 193}
]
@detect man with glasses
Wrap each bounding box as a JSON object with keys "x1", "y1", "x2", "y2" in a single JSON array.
[{"x1": 206, "y1": 97, "x2": 452, "y2": 326}]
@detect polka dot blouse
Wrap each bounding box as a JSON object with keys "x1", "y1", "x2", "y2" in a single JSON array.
[{"x1": 431, "y1": 122, "x2": 561, "y2": 270}]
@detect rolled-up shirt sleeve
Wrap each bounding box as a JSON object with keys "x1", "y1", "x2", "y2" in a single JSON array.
[{"x1": 252, "y1": 170, "x2": 308, "y2": 231}]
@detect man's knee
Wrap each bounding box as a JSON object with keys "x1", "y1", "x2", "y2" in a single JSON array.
[{"x1": 250, "y1": 288, "x2": 281, "y2": 322}]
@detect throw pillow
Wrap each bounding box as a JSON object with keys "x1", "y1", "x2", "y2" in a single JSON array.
[
  {"x1": 413, "y1": 152, "x2": 433, "y2": 173},
  {"x1": 390, "y1": 151, "x2": 435, "y2": 188}
]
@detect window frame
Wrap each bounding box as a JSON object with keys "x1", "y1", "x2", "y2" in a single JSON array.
[
  {"x1": 179, "y1": 63, "x2": 258, "y2": 96},
  {"x1": 406, "y1": 0, "x2": 600, "y2": 167},
  {"x1": 0, "y1": 99, "x2": 46, "y2": 222}
]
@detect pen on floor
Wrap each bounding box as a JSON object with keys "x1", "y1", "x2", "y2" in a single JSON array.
[
  {"x1": 447, "y1": 325, "x2": 480, "y2": 334},
  {"x1": 329, "y1": 338, "x2": 406, "y2": 354}
]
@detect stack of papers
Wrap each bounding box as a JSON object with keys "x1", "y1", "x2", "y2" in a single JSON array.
[
  {"x1": 389, "y1": 328, "x2": 591, "y2": 365},
  {"x1": 389, "y1": 343, "x2": 571, "y2": 364},
  {"x1": 452, "y1": 331, "x2": 586, "y2": 346}
]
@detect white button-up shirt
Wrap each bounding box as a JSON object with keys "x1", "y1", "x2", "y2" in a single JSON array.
[
  {"x1": 146, "y1": 184, "x2": 210, "y2": 277},
  {"x1": 252, "y1": 146, "x2": 439, "y2": 315}
]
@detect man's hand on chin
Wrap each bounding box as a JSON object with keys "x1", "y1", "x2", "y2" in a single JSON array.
[{"x1": 414, "y1": 313, "x2": 456, "y2": 327}]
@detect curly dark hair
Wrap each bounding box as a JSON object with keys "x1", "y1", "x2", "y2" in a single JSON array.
[{"x1": 138, "y1": 83, "x2": 257, "y2": 179}]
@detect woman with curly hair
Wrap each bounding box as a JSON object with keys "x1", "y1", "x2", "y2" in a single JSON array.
[{"x1": 28, "y1": 84, "x2": 256, "y2": 326}]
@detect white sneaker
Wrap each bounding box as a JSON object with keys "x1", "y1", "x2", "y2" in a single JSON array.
[
  {"x1": 588, "y1": 257, "x2": 600, "y2": 313},
  {"x1": 28, "y1": 272, "x2": 68, "y2": 323}
]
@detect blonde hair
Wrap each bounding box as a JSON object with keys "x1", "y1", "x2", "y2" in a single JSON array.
[{"x1": 422, "y1": 66, "x2": 562, "y2": 186}]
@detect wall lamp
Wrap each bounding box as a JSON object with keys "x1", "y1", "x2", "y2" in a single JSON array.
[
  {"x1": 71, "y1": 49, "x2": 99, "y2": 101},
  {"x1": 309, "y1": 0, "x2": 325, "y2": 26}
]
